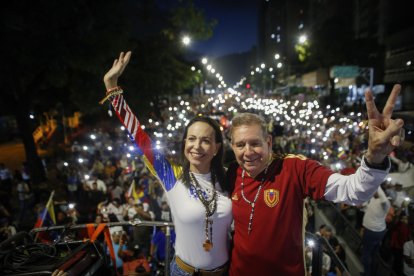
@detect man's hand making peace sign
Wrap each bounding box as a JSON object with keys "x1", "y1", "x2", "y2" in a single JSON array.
[{"x1": 365, "y1": 84, "x2": 405, "y2": 164}]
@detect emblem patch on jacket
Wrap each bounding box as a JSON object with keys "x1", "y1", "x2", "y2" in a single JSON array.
[{"x1": 264, "y1": 189, "x2": 279, "y2": 207}]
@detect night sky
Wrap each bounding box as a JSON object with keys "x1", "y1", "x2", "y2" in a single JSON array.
[{"x1": 193, "y1": 0, "x2": 258, "y2": 58}]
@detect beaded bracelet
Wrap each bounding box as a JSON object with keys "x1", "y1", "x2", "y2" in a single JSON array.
[
  {"x1": 99, "y1": 88, "x2": 124, "y2": 104},
  {"x1": 106, "y1": 86, "x2": 122, "y2": 94}
]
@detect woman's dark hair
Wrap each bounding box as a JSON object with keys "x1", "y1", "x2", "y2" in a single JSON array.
[{"x1": 179, "y1": 116, "x2": 228, "y2": 193}]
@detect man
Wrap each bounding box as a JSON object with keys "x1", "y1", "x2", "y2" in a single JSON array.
[
  {"x1": 132, "y1": 203, "x2": 152, "y2": 256},
  {"x1": 83, "y1": 173, "x2": 107, "y2": 193},
  {"x1": 361, "y1": 186, "x2": 390, "y2": 276},
  {"x1": 403, "y1": 230, "x2": 414, "y2": 276},
  {"x1": 107, "y1": 198, "x2": 125, "y2": 222},
  {"x1": 227, "y1": 84, "x2": 404, "y2": 275}
]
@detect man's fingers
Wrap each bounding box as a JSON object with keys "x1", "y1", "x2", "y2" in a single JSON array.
[
  {"x1": 383, "y1": 84, "x2": 401, "y2": 119},
  {"x1": 365, "y1": 89, "x2": 379, "y2": 120},
  {"x1": 391, "y1": 135, "x2": 401, "y2": 147},
  {"x1": 383, "y1": 119, "x2": 404, "y2": 147},
  {"x1": 390, "y1": 127, "x2": 405, "y2": 147}
]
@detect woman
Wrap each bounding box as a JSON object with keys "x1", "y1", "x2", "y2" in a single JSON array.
[{"x1": 102, "y1": 51, "x2": 232, "y2": 275}]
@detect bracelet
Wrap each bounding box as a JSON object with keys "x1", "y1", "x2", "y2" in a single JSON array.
[
  {"x1": 99, "y1": 88, "x2": 124, "y2": 105},
  {"x1": 106, "y1": 86, "x2": 122, "y2": 94},
  {"x1": 363, "y1": 155, "x2": 389, "y2": 170}
]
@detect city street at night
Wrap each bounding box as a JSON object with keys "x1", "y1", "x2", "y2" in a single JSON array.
[{"x1": 1, "y1": 1, "x2": 413, "y2": 275}]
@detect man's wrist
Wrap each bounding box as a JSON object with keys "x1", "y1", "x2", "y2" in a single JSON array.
[
  {"x1": 365, "y1": 151, "x2": 387, "y2": 165},
  {"x1": 363, "y1": 155, "x2": 389, "y2": 170}
]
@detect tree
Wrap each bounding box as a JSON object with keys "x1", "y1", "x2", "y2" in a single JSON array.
[
  {"x1": 121, "y1": 0, "x2": 216, "y2": 119},
  {"x1": 1, "y1": 0, "x2": 130, "y2": 183},
  {"x1": 1, "y1": 0, "x2": 215, "y2": 184}
]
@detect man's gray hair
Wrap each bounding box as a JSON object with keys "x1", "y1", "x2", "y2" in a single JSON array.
[{"x1": 230, "y1": 113, "x2": 268, "y2": 141}]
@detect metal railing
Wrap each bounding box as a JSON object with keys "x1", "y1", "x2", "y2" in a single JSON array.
[
  {"x1": 306, "y1": 232, "x2": 351, "y2": 276},
  {"x1": 316, "y1": 201, "x2": 397, "y2": 276},
  {"x1": 27, "y1": 218, "x2": 364, "y2": 276},
  {"x1": 30, "y1": 220, "x2": 174, "y2": 276}
]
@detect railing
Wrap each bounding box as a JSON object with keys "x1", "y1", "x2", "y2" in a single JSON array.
[
  {"x1": 306, "y1": 232, "x2": 351, "y2": 276},
  {"x1": 317, "y1": 201, "x2": 362, "y2": 252},
  {"x1": 30, "y1": 220, "x2": 174, "y2": 276},
  {"x1": 26, "y1": 218, "x2": 363, "y2": 276},
  {"x1": 316, "y1": 201, "x2": 397, "y2": 276}
]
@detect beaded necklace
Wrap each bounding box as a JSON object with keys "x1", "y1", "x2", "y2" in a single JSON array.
[
  {"x1": 189, "y1": 172, "x2": 218, "y2": 251},
  {"x1": 241, "y1": 163, "x2": 270, "y2": 234}
]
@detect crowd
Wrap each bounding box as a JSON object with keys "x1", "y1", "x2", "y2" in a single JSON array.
[{"x1": 0, "y1": 69, "x2": 412, "y2": 275}]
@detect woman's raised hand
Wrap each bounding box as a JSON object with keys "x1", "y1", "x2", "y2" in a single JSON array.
[{"x1": 103, "y1": 51, "x2": 132, "y2": 90}]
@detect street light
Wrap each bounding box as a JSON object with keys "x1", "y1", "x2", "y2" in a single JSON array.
[
  {"x1": 298, "y1": 34, "x2": 307, "y2": 44},
  {"x1": 182, "y1": 35, "x2": 191, "y2": 46},
  {"x1": 202, "y1": 57, "x2": 208, "y2": 64}
]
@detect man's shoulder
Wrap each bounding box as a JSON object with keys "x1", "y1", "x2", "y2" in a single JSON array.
[{"x1": 282, "y1": 153, "x2": 308, "y2": 161}]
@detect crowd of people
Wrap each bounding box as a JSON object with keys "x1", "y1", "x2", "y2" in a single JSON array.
[{"x1": 0, "y1": 51, "x2": 412, "y2": 275}]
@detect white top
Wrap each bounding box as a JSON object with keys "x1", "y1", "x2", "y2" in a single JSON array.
[
  {"x1": 86, "y1": 179, "x2": 107, "y2": 193},
  {"x1": 362, "y1": 186, "x2": 390, "y2": 232},
  {"x1": 0, "y1": 167, "x2": 12, "y2": 180},
  {"x1": 125, "y1": 205, "x2": 137, "y2": 220},
  {"x1": 106, "y1": 203, "x2": 125, "y2": 222},
  {"x1": 404, "y1": 240, "x2": 414, "y2": 276},
  {"x1": 307, "y1": 251, "x2": 331, "y2": 273},
  {"x1": 167, "y1": 173, "x2": 232, "y2": 270},
  {"x1": 394, "y1": 190, "x2": 408, "y2": 208},
  {"x1": 324, "y1": 157, "x2": 390, "y2": 205}
]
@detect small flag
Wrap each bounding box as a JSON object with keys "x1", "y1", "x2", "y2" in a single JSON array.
[
  {"x1": 127, "y1": 179, "x2": 144, "y2": 201},
  {"x1": 34, "y1": 191, "x2": 56, "y2": 228}
]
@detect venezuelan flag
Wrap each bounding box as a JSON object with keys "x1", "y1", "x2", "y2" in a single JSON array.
[
  {"x1": 338, "y1": 150, "x2": 347, "y2": 160},
  {"x1": 127, "y1": 179, "x2": 144, "y2": 201},
  {"x1": 111, "y1": 95, "x2": 180, "y2": 191},
  {"x1": 34, "y1": 192, "x2": 56, "y2": 228}
]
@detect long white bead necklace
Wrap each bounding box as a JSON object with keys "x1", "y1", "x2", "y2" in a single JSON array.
[
  {"x1": 189, "y1": 172, "x2": 217, "y2": 251},
  {"x1": 241, "y1": 164, "x2": 270, "y2": 234}
]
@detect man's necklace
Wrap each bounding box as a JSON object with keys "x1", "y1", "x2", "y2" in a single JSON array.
[
  {"x1": 189, "y1": 172, "x2": 218, "y2": 251},
  {"x1": 241, "y1": 164, "x2": 270, "y2": 234}
]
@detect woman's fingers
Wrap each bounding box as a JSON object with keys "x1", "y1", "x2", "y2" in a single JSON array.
[
  {"x1": 119, "y1": 51, "x2": 131, "y2": 75},
  {"x1": 124, "y1": 51, "x2": 132, "y2": 63}
]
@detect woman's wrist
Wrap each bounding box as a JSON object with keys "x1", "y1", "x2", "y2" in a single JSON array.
[{"x1": 104, "y1": 79, "x2": 118, "y2": 91}]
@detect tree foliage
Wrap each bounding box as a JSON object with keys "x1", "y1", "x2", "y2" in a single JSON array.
[{"x1": 1, "y1": 0, "x2": 214, "y2": 183}]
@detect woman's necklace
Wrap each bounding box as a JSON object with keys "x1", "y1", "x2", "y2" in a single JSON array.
[
  {"x1": 189, "y1": 172, "x2": 218, "y2": 251},
  {"x1": 241, "y1": 164, "x2": 270, "y2": 234}
]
